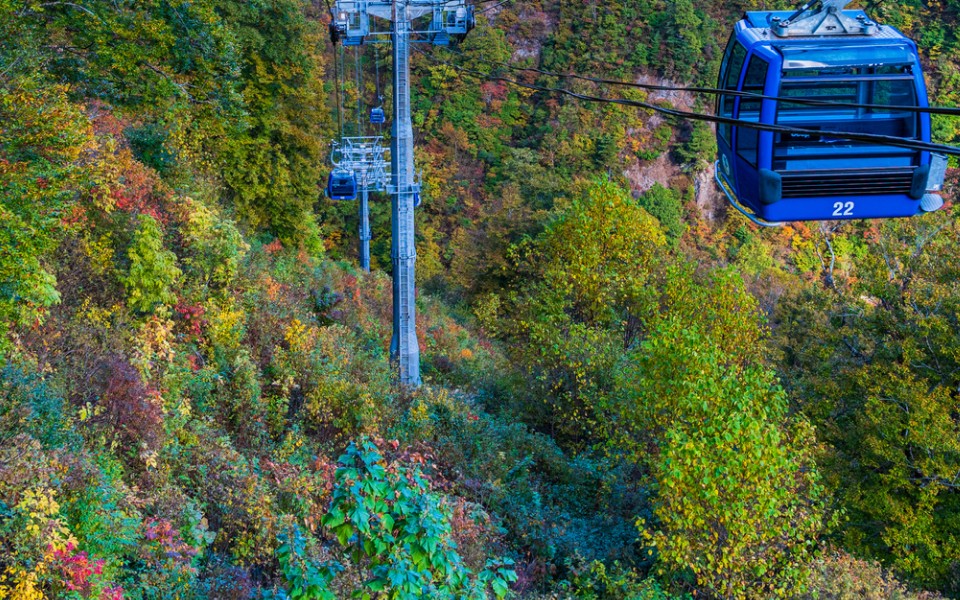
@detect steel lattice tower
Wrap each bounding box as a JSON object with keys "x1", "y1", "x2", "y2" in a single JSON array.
[
  {"x1": 331, "y1": 0, "x2": 475, "y2": 387},
  {"x1": 389, "y1": 3, "x2": 419, "y2": 385}
]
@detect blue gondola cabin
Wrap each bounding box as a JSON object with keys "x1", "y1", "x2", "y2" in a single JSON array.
[
  {"x1": 326, "y1": 170, "x2": 358, "y2": 201},
  {"x1": 715, "y1": 5, "x2": 946, "y2": 224}
]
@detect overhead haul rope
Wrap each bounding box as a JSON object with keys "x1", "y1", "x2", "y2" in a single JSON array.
[
  {"x1": 477, "y1": 0, "x2": 514, "y2": 14},
  {"x1": 424, "y1": 54, "x2": 960, "y2": 156},
  {"x1": 445, "y1": 49, "x2": 960, "y2": 117},
  {"x1": 374, "y1": 45, "x2": 384, "y2": 134},
  {"x1": 325, "y1": 0, "x2": 343, "y2": 171},
  {"x1": 355, "y1": 45, "x2": 363, "y2": 136},
  {"x1": 335, "y1": 44, "x2": 345, "y2": 140}
]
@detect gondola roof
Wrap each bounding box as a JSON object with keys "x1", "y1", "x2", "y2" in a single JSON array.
[{"x1": 739, "y1": 10, "x2": 913, "y2": 46}]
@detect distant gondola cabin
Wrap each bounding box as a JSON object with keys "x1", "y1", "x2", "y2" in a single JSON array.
[
  {"x1": 715, "y1": 8, "x2": 946, "y2": 224},
  {"x1": 326, "y1": 170, "x2": 358, "y2": 201}
]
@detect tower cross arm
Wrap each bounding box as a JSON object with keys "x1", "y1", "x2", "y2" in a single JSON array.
[{"x1": 336, "y1": 0, "x2": 467, "y2": 22}]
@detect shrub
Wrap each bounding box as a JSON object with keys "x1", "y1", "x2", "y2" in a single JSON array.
[
  {"x1": 321, "y1": 437, "x2": 517, "y2": 599},
  {"x1": 196, "y1": 555, "x2": 254, "y2": 599},
  {"x1": 0, "y1": 366, "x2": 74, "y2": 449},
  {"x1": 57, "y1": 452, "x2": 141, "y2": 583},
  {"x1": 123, "y1": 215, "x2": 181, "y2": 313},
  {"x1": 804, "y1": 551, "x2": 945, "y2": 600},
  {"x1": 564, "y1": 558, "x2": 686, "y2": 600},
  {"x1": 177, "y1": 197, "x2": 248, "y2": 292},
  {"x1": 47, "y1": 542, "x2": 124, "y2": 599},
  {"x1": 638, "y1": 184, "x2": 684, "y2": 246},
  {"x1": 0, "y1": 484, "x2": 120, "y2": 599},
  {"x1": 210, "y1": 350, "x2": 268, "y2": 449},
  {"x1": 176, "y1": 424, "x2": 279, "y2": 567},
  {"x1": 95, "y1": 357, "x2": 164, "y2": 459},
  {"x1": 270, "y1": 320, "x2": 394, "y2": 446},
  {"x1": 134, "y1": 518, "x2": 199, "y2": 599}
]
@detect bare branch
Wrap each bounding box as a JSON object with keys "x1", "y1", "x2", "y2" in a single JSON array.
[{"x1": 37, "y1": 1, "x2": 104, "y2": 23}]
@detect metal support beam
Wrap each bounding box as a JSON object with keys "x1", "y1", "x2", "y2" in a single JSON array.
[
  {"x1": 359, "y1": 188, "x2": 371, "y2": 272},
  {"x1": 389, "y1": 0, "x2": 421, "y2": 386}
]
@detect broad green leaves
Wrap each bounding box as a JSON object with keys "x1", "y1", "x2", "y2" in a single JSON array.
[
  {"x1": 123, "y1": 215, "x2": 181, "y2": 314},
  {"x1": 0, "y1": 83, "x2": 93, "y2": 355},
  {"x1": 612, "y1": 320, "x2": 828, "y2": 599},
  {"x1": 321, "y1": 438, "x2": 516, "y2": 599},
  {"x1": 276, "y1": 525, "x2": 340, "y2": 600}
]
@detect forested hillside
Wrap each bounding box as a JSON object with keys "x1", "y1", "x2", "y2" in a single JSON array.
[{"x1": 3, "y1": 0, "x2": 960, "y2": 598}]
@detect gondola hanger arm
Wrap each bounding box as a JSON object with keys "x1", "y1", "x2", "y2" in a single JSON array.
[{"x1": 770, "y1": 0, "x2": 877, "y2": 36}]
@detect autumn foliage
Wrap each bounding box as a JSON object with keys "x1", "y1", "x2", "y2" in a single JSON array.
[{"x1": 3, "y1": 0, "x2": 960, "y2": 598}]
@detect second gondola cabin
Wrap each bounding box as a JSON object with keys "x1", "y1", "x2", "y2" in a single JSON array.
[
  {"x1": 715, "y1": 2, "x2": 946, "y2": 224},
  {"x1": 326, "y1": 169, "x2": 358, "y2": 201}
]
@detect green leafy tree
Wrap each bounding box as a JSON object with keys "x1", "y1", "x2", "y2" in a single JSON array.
[
  {"x1": 216, "y1": 0, "x2": 328, "y2": 248},
  {"x1": 0, "y1": 82, "x2": 93, "y2": 354},
  {"x1": 639, "y1": 184, "x2": 684, "y2": 246},
  {"x1": 666, "y1": 0, "x2": 705, "y2": 80},
  {"x1": 673, "y1": 119, "x2": 716, "y2": 172},
  {"x1": 8, "y1": 0, "x2": 240, "y2": 110},
  {"x1": 485, "y1": 179, "x2": 667, "y2": 443},
  {"x1": 612, "y1": 319, "x2": 828, "y2": 599},
  {"x1": 123, "y1": 215, "x2": 181, "y2": 313},
  {"x1": 853, "y1": 365, "x2": 960, "y2": 583},
  {"x1": 776, "y1": 210, "x2": 960, "y2": 590}
]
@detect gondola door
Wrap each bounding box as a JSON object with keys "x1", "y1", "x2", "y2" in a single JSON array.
[
  {"x1": 732, "y1": 52, "x2": 771, "y2": 212},
  {"x1": 717, "y1": 36, "x2": 747, "y2": 200}
]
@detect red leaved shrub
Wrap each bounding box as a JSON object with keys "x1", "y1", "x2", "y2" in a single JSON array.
[
  {"x1": 49, "y1": 541, "x2": 124, "y2": 599},
  {"x1": 96, "y1": 357, "x2": 163, "y2": 454}
]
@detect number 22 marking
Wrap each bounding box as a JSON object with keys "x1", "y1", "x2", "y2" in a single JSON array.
[{"x1": 833, "y1": 201, "x2": 854, "y2": 217}]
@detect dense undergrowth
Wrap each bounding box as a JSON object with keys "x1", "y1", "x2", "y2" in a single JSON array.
[{"x1": 4, "y1": 0, "x2": 960, "y2": 598}]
